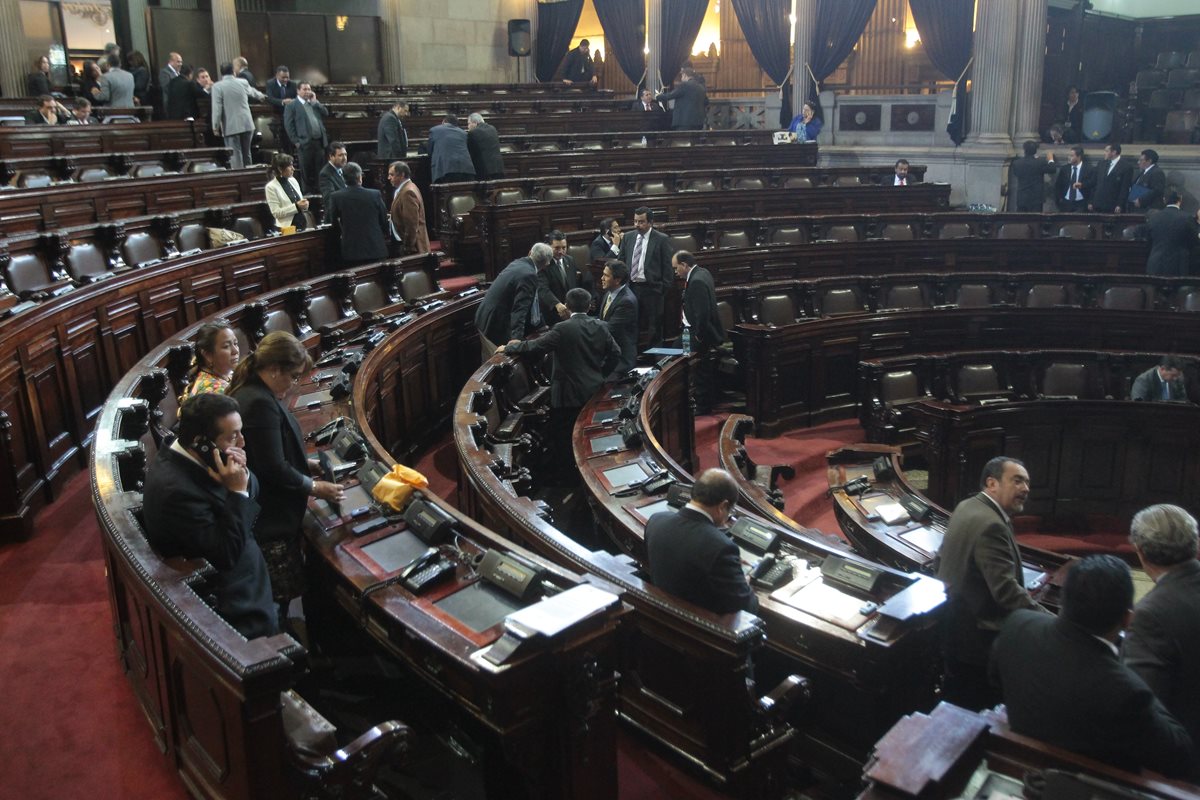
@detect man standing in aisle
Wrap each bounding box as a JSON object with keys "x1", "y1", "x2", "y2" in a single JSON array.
[
  {"x1": 284, "y1": 81, "x2": 329, "y2": 194},
  {"x1": 618, "y1": 207, "x2": 673, "y2": 348},
  {"x1": 211, "y1": 62, "x2": 266, "y2": 170},
  {"x1": 673, "y1": 250, "x2": 725, "y2": 414},
  {"x1": 937, "y1": 456, "x2": 1047, "y2": 710}
]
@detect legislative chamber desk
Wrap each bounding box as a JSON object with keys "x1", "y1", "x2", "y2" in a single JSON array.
[
  {"x1": 454, "y1": 352, "x2": 947, "y2": 795},
  {"x1": 860, "y1": 702, "x2": 1200, "y2": 800},
  {"x1": 0, "y1": 119, "x2": 205, "y2": 158},
  {"x1": 735, "y1": 306, "x2": 1200, "y2": 437},
  {"x1": 92, "y1": 290, "x2": 626, "y2": 800}
]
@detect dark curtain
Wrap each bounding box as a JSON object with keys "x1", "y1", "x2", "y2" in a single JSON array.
[
  {"x1": 659, "y1": 0, "x2": 708, "y2": 87},
  {"x1": 810, "y1": 0, "x2": 876, "y2": 83},
  {"x1": 536, "y1": 0, "x2": 585, "y2": 82},
  {"x1": 594, "y1": 0, "x2": 647, "y2": 87},
  {"x1": 729, "y1": 0, "x2": 791, "y2": 85},
  {"x1": 909, "y1": 0, "x2": 974, "y2": 144}
]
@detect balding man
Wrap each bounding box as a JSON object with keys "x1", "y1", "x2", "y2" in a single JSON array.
[
  {"x1": 1124, "y1": 504, "x2": 1200, "y2": 780},
  {"x1": 645, "y1": 468, "x2": 758, "y2": 615},
  {"x1": 475, "y1": 242, "x2": 553, "y2": 358},
  {"x1": 466, "y1": 112, "x2": 505, "y2": 180},
  {"x1": 159, "y1": 51, "x2": 183, "y2": 109}
]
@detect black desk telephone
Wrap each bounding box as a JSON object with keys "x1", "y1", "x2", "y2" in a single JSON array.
[
  {"x1": 399, "y1": 547, "x2": 457, "y2": 594},
  {"x1": 750, "y1": 555, "x2": 793, "y2": 589}
]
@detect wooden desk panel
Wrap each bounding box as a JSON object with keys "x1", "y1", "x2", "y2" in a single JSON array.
[{"x1": 0, "y1": 120, "x2": 205, "y2": 158}]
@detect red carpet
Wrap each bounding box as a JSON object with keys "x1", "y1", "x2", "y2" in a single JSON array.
[
  {"x1": 696, "y1": 413, "x2": 865, "y2": 536},
  {"x1": 0, "y1": 472, "x2": 188, "y2": 800}
]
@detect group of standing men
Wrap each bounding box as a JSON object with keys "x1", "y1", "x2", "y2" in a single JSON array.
[{"x1": 938, "y1": 455, "x2": 1200, "y2": 781}]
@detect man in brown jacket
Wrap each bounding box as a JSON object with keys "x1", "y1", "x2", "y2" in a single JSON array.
[{"x1": 387, "y1": 161, "x2": 430, "y2": 256}]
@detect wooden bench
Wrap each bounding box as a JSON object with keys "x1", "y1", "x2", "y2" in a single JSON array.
[{"x1": 0, "y1": 119, "x2": 205, "y2": 158}]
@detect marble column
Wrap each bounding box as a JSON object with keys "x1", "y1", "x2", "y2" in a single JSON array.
[
  {"x1": 966, "y1": 0, "x2": 1020, "y2": 147},
  {"x1": 1010, "y1": 0, "x2": 1049, "y2": 144},
  {"x1": 791, "y1": 0, "x2": 816, "y2": 117},
  {"x1": 0, "y1": 0, "x2": 27, "y2": 100},
  {"x1": 212, "y1": 0, "x2": 240, "y2": 70},
  {"x1": 380, "y1": 0, "x2": 404, "y2": 84},
  {"x1": 646, "y1": 0, "x2": 662, "y2": 90}
]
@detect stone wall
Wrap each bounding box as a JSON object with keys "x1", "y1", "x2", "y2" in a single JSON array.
[{"x1": 394, "y1": 0, "x2": 530, "y2": 84}]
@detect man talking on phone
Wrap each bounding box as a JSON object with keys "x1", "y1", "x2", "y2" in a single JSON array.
[{"x1": 142, "y1": 393, "x2": 279, "y2": 638}]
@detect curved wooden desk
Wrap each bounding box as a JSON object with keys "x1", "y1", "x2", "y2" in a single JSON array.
[
  {"x1": 455, "y1": 351, "x2": 947, "y2": 792},
  {"x1": 92, "y1": 287, "x2": 625, "y2": 800}
]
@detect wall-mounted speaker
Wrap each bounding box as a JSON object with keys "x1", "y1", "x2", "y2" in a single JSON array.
[{"x1": 508, "y1": 19, "x2": 531, "y2": 57}]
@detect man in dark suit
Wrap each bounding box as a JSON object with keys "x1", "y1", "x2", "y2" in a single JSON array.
[
  {"x1": 466, "y1": 112, "x2": 505, "y2": 180},
  {"x1": 538, "y1": 231, "x2": 588, "y2": 325},
  {"x1": 1008, "y1": 140, "x2": 1056, "y2": 213},
  {"x1": 233, "y1": 56, "x2": 255, "y2": 87},
  {"x1": 1124, "y1": 504, "x2": 1200, "y2": 780},
  {"x1": 1063, "y1": 85, "x2": 1083, "y2": 143},
  {"x1": 655, "y1": 68, "x2": 706, "y2": 131},
  {"x1": 141, "y1": 393, "x2": 278, "y2": 639},
  {"x1": 158, "y1": 51, "x2": 182, "y2": 111},
  {"x1": 673, "y1": 250, "x2": 725, "y2": 414},
  {"x1": 500, "y1": 288, "x2": 620, "y2": 477},
  {"x1": 376, "y1": 101, "x2": 409, "y2": 160},
  {"x1": 283, "y1": 81, "x2": 329, "y2": 194},
  {"x1": 1129, "y1": 149, "x2": 1167, "y2": 211},
  {"x1": 325, "y1": 162, "x2": 389, "y2": 267},
  {"x1": 427, "y1": 115, "x2": 475, "y2": 183},
  {"x1": 475, "y1": 242, "x2": 553, "y2": 357},
  {"x1": 645, "y1": 468, "x2": 758, "y2": 616},
  {"x1": 1136, "y1": 189, "x2": 1200, "y2": 277},
  {"x1": 599, "y1": 260, "x2": 638, "y2": 378},
  {"x1": 1088, "y1": 143, "x2": 1135, "y2": 214},
  {"x1": 25, "y1": 94, "x2": 66, "y2": 125},
  {"x1": 991, "y1": 555, "x2": 1193, "y2": 779},
  {"x1": 1130, "y1": 356, "x2": 1189, "y2": 402},
  {"x1": 632, "y1": 89, "x2": 663, "y2": 112},
  {"x1": 561, "y1": 40, "x2": 597, "y2": 86},
  {"x1": 618, "y1": 206, "x2": 674, "y2": 348},
  {"x1": 937, "y1": 456, "x2": 1046, "y2": 710},
  {"x1": 264, "y1": 65, "x2": 298, "y2": 153},
  {"x1": 318, "y1": 142, "x2": 348, "y2": 213},
  {"x1": 590, "y1": 217, "x2": 622, "y2": 263},
  {"x1": 165, "y1": 65, "x2": 206, "y2": 120},
  {"x1": 1055, "y1": 145, "x2": 1091, "y2": 212}
]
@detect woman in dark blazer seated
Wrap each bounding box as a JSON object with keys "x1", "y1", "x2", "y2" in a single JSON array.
[{"x1": 227, "y1": 331, "x2": 343, "y2": 620}]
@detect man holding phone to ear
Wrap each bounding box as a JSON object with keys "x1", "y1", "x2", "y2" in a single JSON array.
[{"x1": 142, "y1": 393, "x2": 279, "y2": 639}]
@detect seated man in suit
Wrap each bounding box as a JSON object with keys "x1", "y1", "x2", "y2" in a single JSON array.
[
  {"x1": 318, "y1": 142, "x2": 348, "y2": 212},
  {"x1": 632, "y1": 88, "x2": 663, "y2": 112},
  {"x1": 590, "y1": 217, "x2": 622, "y2": 264},
  {"x1": 645, "y1": 468, "x2": 759, "y2": 615},
  {"x1": 25, "y1": 94, "x2": 67, "y2": 125},
  {"x1": 66, "y1": 97, "x2": 97, "y2": 125},
  {"x1": 538, "y1": 230, "x2": 590, "y2": 324},
  {"x1": 1130, "y1": 355, "x2": 1189, "y2": 402},
  {"x1": 325, "y1": 162, "x2": 389, "y2": 267},
  {"x1": 598, "y1": 259, "x2": 638, "y2": 378},
  {"x1": 991, "y1": 554, "x2": 1193, "y2": 779},
  {"x1": 142, "y1": 393, "x2": 279, "y2": 639},
  {"x1": 1124, "y1": 504, "x2": 1200, "y2": 780},
  {"x1": 1055, "y1": 145, "x2": 1090, "y2": 212},
  {"x1": 499, "y1": 288, "x2": 620, "y2": 479},
  {"x1": 475, "y1": 242, "x2": 554, "y2": 357}
]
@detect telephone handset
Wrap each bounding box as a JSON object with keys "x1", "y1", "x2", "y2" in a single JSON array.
[
  {"x1": 750, "y1": 554, "x2": 794, "y2": 589},
  {"x1": 399, "y1": 547, "x2": 457, "y2": 594}
]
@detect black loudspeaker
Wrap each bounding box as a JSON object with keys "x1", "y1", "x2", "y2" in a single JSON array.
[{"x1": 508, "y1": 19, "x2": 531, "y2": 57}]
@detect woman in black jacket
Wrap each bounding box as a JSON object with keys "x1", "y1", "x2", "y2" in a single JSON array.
[{"x1": 227, "y1": 332, "x2": 343, "y2": 620}]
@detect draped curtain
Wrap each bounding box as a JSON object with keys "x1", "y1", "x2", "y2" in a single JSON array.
[
  {"x1": 658, "y1": 0, "x2": 709, "y2": 88},
  {"x1": 730, "y1": 0, "x2": 792, "y2": 127},
  {"x1": 810, "y1": 0, "x2": 877, "y2": 84},
  {"x1": 594, "y1": 0, "x2": 647, "y2": 87},
  {"x1": 909, "y1": 0, "x2": 974, "y2": 143},
  {"x1": 536, "y1": 0, "x2": 585, "y2": 83},
  {"x1": 729, "y1": 0, "x2": 791, "y2": 85}
]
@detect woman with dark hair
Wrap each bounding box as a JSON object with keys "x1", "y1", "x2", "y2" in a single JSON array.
[
  {"x1": 787, "y1": 101, "x2": 823, "y2": 142},
  {"x1": 264, "y1": 152, "x2": 310, "y2": 230},
  {"x1": 126, "y1": 50, "x2": 152, "y2": 107},
  {"x1": 27, "y1": 55, "x2": 51, "y2": 96},
  {"x1": 227, "y1": 332, "x2": 343, "y2": 619},
  {"x1": 182, "y1": 320, "x2": 240, "y2": 398},
  {"x1": 80, "y1": 60, "x2": 105, "y2": 106}
]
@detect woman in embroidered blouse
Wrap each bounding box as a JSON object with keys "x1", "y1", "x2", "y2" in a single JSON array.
[
  {"x1": 264, "y1": 152, "x2": 310, "y2": 230},
  {"x1": 183, "y1": 320, "x2": 240, "y2": 398}
]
